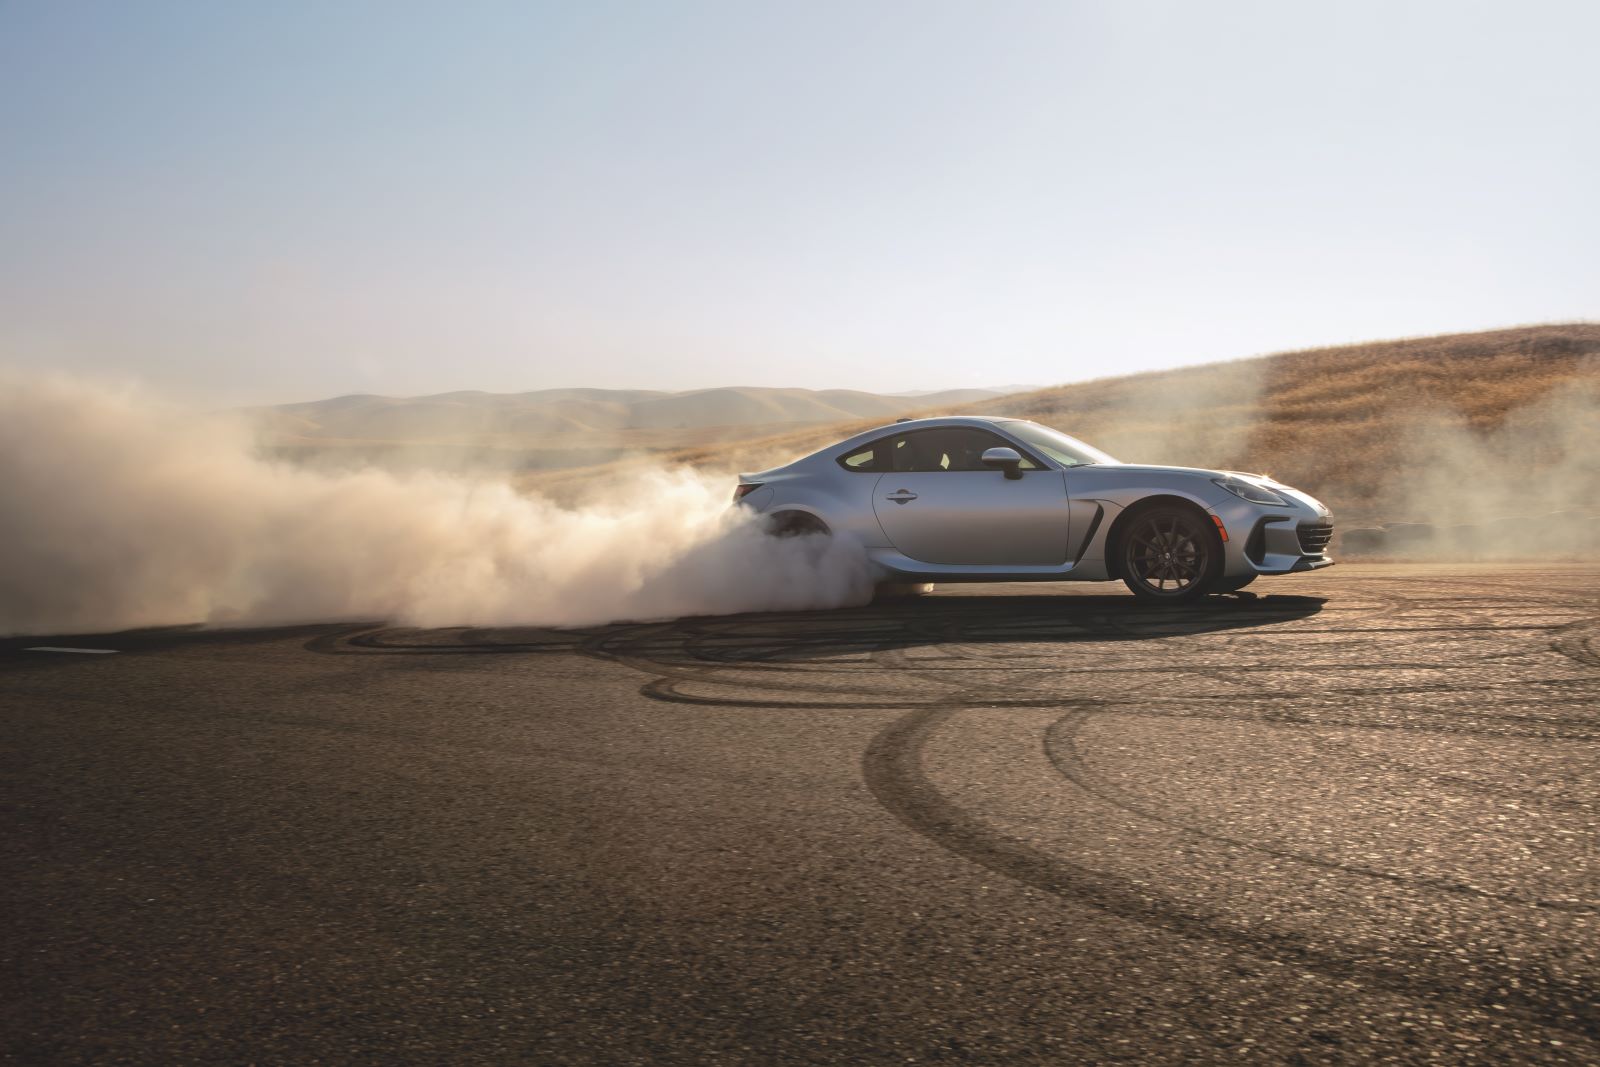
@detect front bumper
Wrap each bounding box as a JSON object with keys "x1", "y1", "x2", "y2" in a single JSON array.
[
  {"x1": 1209, "y1": 493, "x2": 1335, "y2": 576},
  {"x1": 1236, "y1": 514, "x2": 1335, "y2": 574}
]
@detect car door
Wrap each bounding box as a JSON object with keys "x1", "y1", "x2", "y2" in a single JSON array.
[{"x1": 870, "y1": 427, "x2": 1070, "y2": 565}]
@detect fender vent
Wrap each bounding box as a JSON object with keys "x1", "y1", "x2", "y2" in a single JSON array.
[{"x1": 1244, "y1": 519, "x2": 1270, "y2": 564}]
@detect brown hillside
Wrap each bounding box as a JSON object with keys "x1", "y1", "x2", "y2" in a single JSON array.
[
  {"x1": 525, "y1": 324, "x2": 1600, "y2": 531},
  {"x1": 967, "y1": 324, "x2": 1600, "y2": 523},
  {"x1": 257, "y1": 385, "x2": 1003, "y2": 444}
]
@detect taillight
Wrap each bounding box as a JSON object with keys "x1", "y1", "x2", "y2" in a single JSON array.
[{"x1": 732, "y1": 482, "x2": 762, "y2": 503}]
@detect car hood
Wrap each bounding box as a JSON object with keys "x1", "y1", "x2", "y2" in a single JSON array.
[
  {"x1": 1092, "y1": 463, "x2": 1293, "y2": 482},
  {"x1": 1090, "y1": 463, "x2": 1233, "y2": 479},
  {"x1": 1086, "y1": 464, "x2": 1327, "y2": 514}
]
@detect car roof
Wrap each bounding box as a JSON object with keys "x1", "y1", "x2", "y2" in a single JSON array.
[
  {"x1": 744, "y1": 416, "x2": 1041, "y2": 479},
  {"x1": 808, "y1": 415, "x2": 1030, "y2": 459}
]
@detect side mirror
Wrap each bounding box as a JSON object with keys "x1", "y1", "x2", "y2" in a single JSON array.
[{"x1": 981, "y1": 446, "x2": 1024, "y2": 480}]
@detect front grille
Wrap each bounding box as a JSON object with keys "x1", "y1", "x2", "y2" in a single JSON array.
[{"x1": 1298, "y1": 521, "x2": 1334, "y2": 555}]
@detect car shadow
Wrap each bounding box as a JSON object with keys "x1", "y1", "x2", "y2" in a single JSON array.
[
  {"x1": 296, "y1": 587, "x2": 1326, "y2": 665},
  {"x1": 596, "y1": 589, "x2": 1329, "y2": 665},
  {"x1": 4, "y1": 590, "x2": 1326, "y2": 667},
  {"x1": 0, "y1": 622, "x2": 361, "y2": 665}
]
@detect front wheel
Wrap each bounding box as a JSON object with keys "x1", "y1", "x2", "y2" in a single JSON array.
[{"x1": 1118, "y1": 505, "x2": 1224, "y2": 603}]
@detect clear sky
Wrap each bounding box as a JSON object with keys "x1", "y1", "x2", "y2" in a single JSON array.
[{"x1": 2, "y1": 1, "x2": 1596, "y2": 404}]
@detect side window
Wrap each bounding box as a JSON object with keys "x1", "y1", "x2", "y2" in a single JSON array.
[
  {"x1": 887, "y1": 428, "x2": 1041, "y2": 472},
  {"x1": 837, "y1": 443, "x2": 881, "y2": 472}
]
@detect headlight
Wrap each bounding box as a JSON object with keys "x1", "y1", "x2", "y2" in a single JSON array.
[{"x1": 1212, "y1": 476, "x2": 1290, "y2": 506}]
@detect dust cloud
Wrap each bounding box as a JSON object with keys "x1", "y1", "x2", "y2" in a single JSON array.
[
  {"x1": 1100, "y1": 359, "x2": 1265, "y2": 469},
  {"x1": 1014, "y1": 359, "x2": 1266, "y2": 472},
  {"x1": 1347, "y1": 375, "x2": 1600, "y2": 558},
  {"x1": 0, "y1": 375, "x2": 874, "y2": 637},
  {"x1": 1049, "y1": 351, "x2": 1598, "y2": 560}
]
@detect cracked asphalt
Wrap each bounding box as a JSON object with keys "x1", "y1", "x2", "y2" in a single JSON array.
[{"x1": 2, "y1": 563, "x2": 1596, "y2": 1064}]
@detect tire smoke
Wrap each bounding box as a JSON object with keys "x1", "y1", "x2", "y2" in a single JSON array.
[
  {"x1": 1343, "y1": 376, "x2": 1600, "y2": 559},
  {"x1": 1090, "y1": 358, "x2": 1265, "y2": 471},
  {"x1": 0, "y1": 375, "x2": 874, "y2": 636}
]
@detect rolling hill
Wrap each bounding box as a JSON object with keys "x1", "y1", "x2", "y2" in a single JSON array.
[
  {"x1": 521, "y1": 324, "x2": 1600, "y2": 552},
  {"x1": 254, "y1": 324, "x2": 1598, "y2": 554},
  {"x1": 251, "y1": 385, "x2": 1014, "y2": 475},
  {"x1": 255, "y1": 385, "x2": 1006, "y2": 446}
]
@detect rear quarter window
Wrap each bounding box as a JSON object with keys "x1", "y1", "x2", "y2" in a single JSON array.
[{"x1": 837, "y1": 444, "x2": 880, "y2": 471}]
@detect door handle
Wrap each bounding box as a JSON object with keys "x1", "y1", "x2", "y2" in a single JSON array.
[{"x1": 885, "y1": 489, "x2": 918, "y2": 504}]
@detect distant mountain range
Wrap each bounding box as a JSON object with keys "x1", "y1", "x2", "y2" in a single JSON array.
[{"x1": 253, "y1": 385, "x2": 1026, "y2": 442}]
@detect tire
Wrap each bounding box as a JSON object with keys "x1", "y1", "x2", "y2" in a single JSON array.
[
  {"x1": 1117, "y1": 503, "x2": 1224, "y2": 603},
  {"x1": 765, "y1": 511, "x2": 830, "y2": 538}
]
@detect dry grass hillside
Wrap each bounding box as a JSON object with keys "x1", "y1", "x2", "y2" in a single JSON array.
[
  {"x1": 254, "y1": 385, "x2": 1004, "y2": 472},
  {"x1": 524, "y1": 324, "x2": 1600, "y2": 543},
  {"x1": 967, "y1": 323, "x2": 1600, "y2": 524}
]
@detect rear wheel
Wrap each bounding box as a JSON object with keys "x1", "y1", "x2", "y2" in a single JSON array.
[
  {"x1": 1118, "y1": 505, "x2": 1223, "y2": 603},
  {"x1": 765, "y1": 511, "x2": 830, "y2": 538}
]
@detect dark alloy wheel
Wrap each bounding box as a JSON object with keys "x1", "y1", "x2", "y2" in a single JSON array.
[
  {"x1": 1119, "y1": 505, "x2": 1223, "y2": 602},
  {"x1": 765, "y1": 511, "x2": 830, "y2": 538}
]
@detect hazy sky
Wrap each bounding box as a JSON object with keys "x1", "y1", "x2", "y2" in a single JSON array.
[{"x1": 2, "y1": 1, "x2": 1596, "y2": 403}]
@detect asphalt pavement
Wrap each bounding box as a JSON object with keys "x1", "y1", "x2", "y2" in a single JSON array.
[{"x1": 3, "y1": 564, "x2": 1596, "y2": 1064}]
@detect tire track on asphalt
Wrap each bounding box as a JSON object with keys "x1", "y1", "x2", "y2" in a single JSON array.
[
  {"x1": 858, "y1": 701, "x2": 1599, "y2": 1038},
  {"x1": 310, "y1": 572, "x2": 1600, "y2": 1041},
  {"x1": 1040, "y1": 708, "x2": 1598, "y2": 912}
]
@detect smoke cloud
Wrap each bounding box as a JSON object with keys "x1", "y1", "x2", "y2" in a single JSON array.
[
  {"x1": 0, "y1": 375, "x2": 874, "y2": 637},
  {"x1": 991, "y1": 358, "x2": 1266, "y2": 473},
  {"x1": 1090, "y1": 359, "x2": 1266, "y2": 471},
  {"x1": 1340, "y1": 375, "x2": 1600, "y2": 558}
]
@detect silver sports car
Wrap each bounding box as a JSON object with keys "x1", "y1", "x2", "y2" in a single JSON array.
[{"x1": 734, "y1": 416, "x2": 1333, "y2": 602}]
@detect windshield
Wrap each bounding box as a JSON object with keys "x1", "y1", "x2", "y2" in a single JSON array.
[{"x1": 1001, "y1": 421, "x2": 1119, "y2": 467}]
